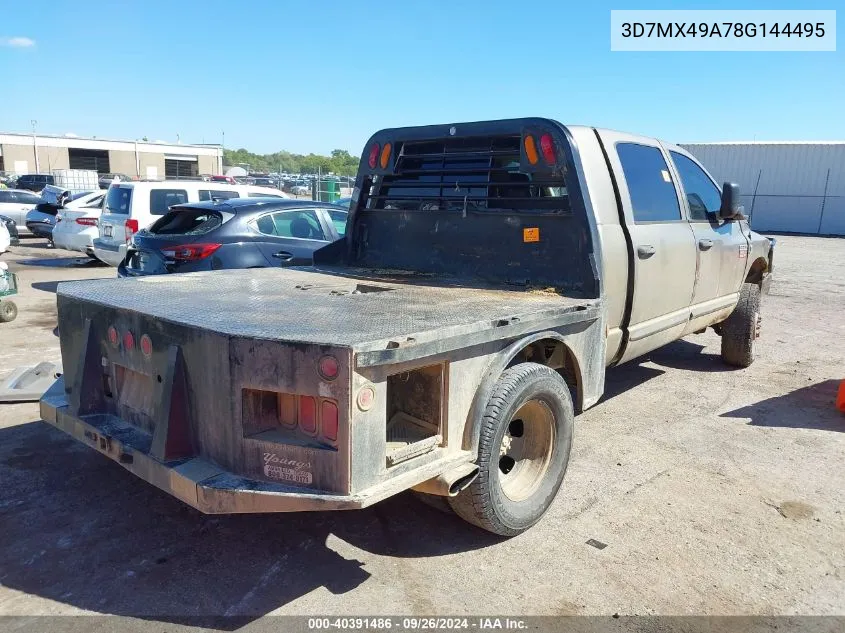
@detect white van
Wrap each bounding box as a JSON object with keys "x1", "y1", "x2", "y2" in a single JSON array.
[{"x1": 93, "y1": 181, "x2": 288, "y2": 267}]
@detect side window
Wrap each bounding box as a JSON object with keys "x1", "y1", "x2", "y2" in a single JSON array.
[
  {"x1": 149, "y1": 189, "x2": 188, "y2": 215},
  {"x1": 199, "y1": 189, "x2": 240, "y2": 201},
  {"x1": 255, "y1": 210, "x2": 326, "y2": 240},
  {"x1": 17, "y1": 191, "x2": 43, "y2": 205},
  {"x1": 669, "y1": 151, "x2": 723, "y2": 221},
  {"x1": 328, "y1": 209, "x2": 348, "y2": 236},
  {"x1": 616, "y1": 143, "x2": 681, "y2": 223},
  {"x1": 0, "y1": 191, "x2": 11, "y2": 203}
]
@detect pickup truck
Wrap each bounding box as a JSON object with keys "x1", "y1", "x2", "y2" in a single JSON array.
[{"x1": 41, "y1": 118, "x2": 773, "y2": 536}]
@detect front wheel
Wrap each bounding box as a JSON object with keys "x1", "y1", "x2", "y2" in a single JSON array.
[
  {"x1": 449, "y1": 363, "x2": 574, "y2": 536},
  {"x1": 721, "y1": 282, "x2": 761, "y2": 368}
]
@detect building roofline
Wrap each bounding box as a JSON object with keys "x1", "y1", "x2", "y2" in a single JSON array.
[{"x1": 0, "y1": 130, "x2": 221, "y2": 150}]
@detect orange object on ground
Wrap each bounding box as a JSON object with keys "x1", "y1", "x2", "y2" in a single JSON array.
[{"x1": 838, "y1": 380, "x2": 845, "y2": 413}]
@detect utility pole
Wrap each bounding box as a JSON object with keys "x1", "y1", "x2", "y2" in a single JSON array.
[{"x1": 31, "y1": 119, "x2": 39, "y2": 173}]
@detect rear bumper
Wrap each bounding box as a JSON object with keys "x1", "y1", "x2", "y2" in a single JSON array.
[
  {"x1": 92, "y1": 239, "x2": 126, "y2": 267},
  {"x1": 40, "y1": 377, "x2": 470, "y2": 514},
  {"x1": 26, "y1": 223, "x2": 54, "y2": 238},
  {"x1": 53, "y1": 228, "x2": 96, "y2": 254}
]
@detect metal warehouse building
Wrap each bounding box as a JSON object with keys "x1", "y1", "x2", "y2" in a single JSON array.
[
  {"x1": 681, "y1": 141, "x2": 845, "y2": 236},
  {"x1": 0, "y1": 132, "x2": 223, "y2": 180}
]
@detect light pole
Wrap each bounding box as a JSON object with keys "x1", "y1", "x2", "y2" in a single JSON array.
[{"x1": 31, "y1": 119, "x2": 39, "y2": 173}]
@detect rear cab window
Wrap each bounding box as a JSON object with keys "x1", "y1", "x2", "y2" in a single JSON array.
[
  {"x1": 616, "y1": 143, "x2": 681, "y2": 223},
  {"x1": 105, "y1": 186, "x2": 132, "y2": 214},
  {"x1": 368, "y1": 135, "x2": 570, "y2": 214},
  {"x1": 150, "y1": 189, "x2": 188, "y2": 216}
]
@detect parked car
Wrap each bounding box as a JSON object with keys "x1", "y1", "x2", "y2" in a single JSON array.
[
  {"x1": 52, "y1": 191, "x2": 107, "y2": 257},
  {"x1": 118, "y1": 198, "x2": 347, "y2": 277},
  {"x1": 94, "y1": 181, "x2": 290, "y2": 266},
  {"x1": 0, "y1": 215, "x2": 19, "y2": 246},
  {"x1": 209, "y1": 175, "x2": 237, "y2": 184},
  {"x1": 290, "y1": 185, "x2": 311, "y2": 195},
  {"x1": 15, "y1": 174, "x2": 55, "y2": 192},
  {"x1": 251, "y1": 177, "x2": 278, "y2": 188},
  {"x1": 0, "y1": 189, "x2": 43, "y2": 234},
  {"x1": 25, "y1": 190, "x2": 100, "y2": 242},
  {"x1": 25, "y1": 206, "x2": 58, "y2": 240},
  {"x1": 98, "y1": 173, "x2": 131, "y2": 190}
]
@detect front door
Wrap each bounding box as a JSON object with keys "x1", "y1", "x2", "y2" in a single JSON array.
[
  {"x1": 596, "y1": 131, "x2": 697, "y2": 363},
  {"x1": 667, "y1": 149, "x2": 750, "y2": 334}
]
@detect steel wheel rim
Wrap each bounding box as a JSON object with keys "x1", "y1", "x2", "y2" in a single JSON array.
[{"x1": 498, "y1": 398, "x2": 556, "y2": 502}]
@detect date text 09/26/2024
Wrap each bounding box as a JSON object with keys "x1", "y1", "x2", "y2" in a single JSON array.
[{"x1": 307, "y1": 618, "x2": 528, "y2": 630}]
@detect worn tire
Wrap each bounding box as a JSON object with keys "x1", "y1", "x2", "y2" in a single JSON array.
[
  {"x1": 721, "y1": 282, "x2": 761, "y2": 368},
  {"x1": 449, "y1": 363, "x2": 574, "y2": 536},
  {"x1": 0, "y1": 300, "x2": 18, "y2": 323}
]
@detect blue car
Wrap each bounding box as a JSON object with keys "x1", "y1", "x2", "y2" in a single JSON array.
[{"x1": 118, "y1": 198, "x2": 348, "y2": 277}]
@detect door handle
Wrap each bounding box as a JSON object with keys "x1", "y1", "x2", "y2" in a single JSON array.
[
  {"x1": 636, "y1": 244, "x2": 655, "y2": 259},
  {"x1": 698, "y1": 238, "x2": 714, "y2": 251},
  {"x1": 272, "y1": 251, "x2": 293, "y2": 261}
]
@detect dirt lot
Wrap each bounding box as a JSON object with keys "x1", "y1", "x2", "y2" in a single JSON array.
[{"x1": 0, "y1": 235, "x2": 843, "y2": 622}]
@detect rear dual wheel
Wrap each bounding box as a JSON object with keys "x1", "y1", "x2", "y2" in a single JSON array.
[{"x1": 449, "y1": 363, "x2": 574, "y2": 536}]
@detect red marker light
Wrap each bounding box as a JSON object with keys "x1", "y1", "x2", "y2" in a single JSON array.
[
  {"x1": 318, "y1": 355, "x2": 339, "y2": 380},
  {"x1": 140, "y1": 334, "x2": 153, "y2": 358},
  {"x1": 540, "y1": 134, "x2": 556, "y2": 164},
  {"x1": 299, "y1": 396, "x2": 317, "y2": 434},
  {"x1": 357, "y1": 385, "x2": 375, "y2": 411},
  {"x1": 321, "y1": 400, "x2": 338, "y2": 442},
  {"x1": 368, "y1": 142, "x2": 380, "y2": 169},
  {"x1": 108, "y1": 326, "x2": 119, "y2": 346},
  {"x1": 123, "y1": 331, "x2": 135, "y2": 351}
]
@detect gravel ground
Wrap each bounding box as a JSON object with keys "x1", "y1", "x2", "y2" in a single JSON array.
[{"x1": 0, "y1": 235, "x2": 842, "y2": 624}]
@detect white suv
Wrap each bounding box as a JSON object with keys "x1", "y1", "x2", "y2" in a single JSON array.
[{"x1": 93, "y1": 181, "x2": 288, "y2": 267}]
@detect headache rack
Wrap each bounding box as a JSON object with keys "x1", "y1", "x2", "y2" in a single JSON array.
[{"x1": 367, "y1": 135, "x2": 571, "y2": 214}]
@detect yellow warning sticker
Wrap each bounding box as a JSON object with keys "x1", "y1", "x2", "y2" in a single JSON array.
[{"x1": 523, "y1": 227, "x2": 540, "y2": 243}]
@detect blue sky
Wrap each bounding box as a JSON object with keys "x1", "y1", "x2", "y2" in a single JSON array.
[{"x1": 0, "y1": 0, "x2": 841, "y2": 155}]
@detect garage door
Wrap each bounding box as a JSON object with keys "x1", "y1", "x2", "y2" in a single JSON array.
[
  {"x1": 164, "y1": 155, "x2": 198, "y2": 179},
  {"x1": 68, "y1": 149, "x2": 110, "y2": 173}
]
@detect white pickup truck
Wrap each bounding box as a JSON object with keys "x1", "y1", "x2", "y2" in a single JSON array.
[{"x1": 41, "y1": 118, "x2": 772, "y2": 535}]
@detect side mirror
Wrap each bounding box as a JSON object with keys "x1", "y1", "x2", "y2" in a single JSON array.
[{"x1": 720, "y1": 182, "x2": 742, "y2": 219}]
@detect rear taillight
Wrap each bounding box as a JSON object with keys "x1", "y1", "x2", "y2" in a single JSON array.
[
  {"x1": 160, "y1": 243, "x2": 222, "y2": 262},
  {"x1": 107, "y1": 326, "x2": 119, "y2": 346},
  {"x1": 76, "y1": 217, "x2": 98, "y2": 226},
  {"x1": 321, "y1": 401, "x2": 338, "y2": 442},
  {"x1": 368, "y1": 142, "x2": 380, "y2": 169},
  {"x1": 299, "y1": 396, "x2": 317, "y2": 435},
  {"x1": 125, "y1": 219, "x2": 139, "y2": 242},
  {"x1": 123, "y1": 331, "x2": 135, "y2": 352}
]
